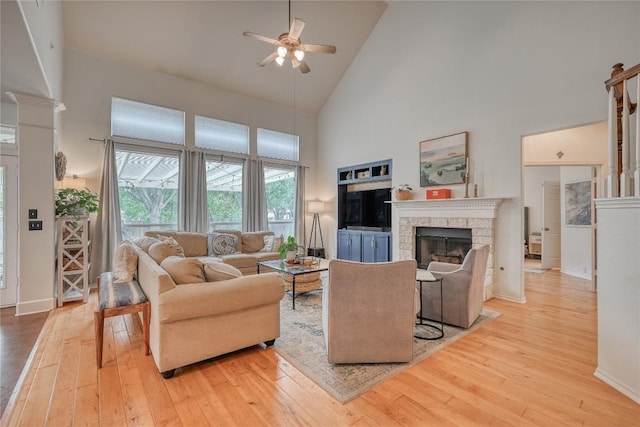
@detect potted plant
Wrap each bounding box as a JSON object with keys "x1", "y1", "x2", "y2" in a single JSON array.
[
  {"x1": 392, "y1": 184, "x2": 413, "y2": 201},
  {"x1": 55, "y1": 188, "x2": 100, "y2": 218},
  {"x1": 278, "y1": 236, "x2": 304, "y2": 263}
]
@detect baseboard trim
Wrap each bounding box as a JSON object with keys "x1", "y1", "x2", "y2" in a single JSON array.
[
  {"x1": 594, "y1": 367, "x2": 640, "y2": 404},
  {"x1": 16, "y1": 298, "x2": 55, "y2": 316},
  {"x1": 494, "y1": 293, "x2": 527, "y2": 304}
]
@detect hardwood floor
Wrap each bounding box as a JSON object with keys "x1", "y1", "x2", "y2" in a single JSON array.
[
  {"x1": 2, "y1": 270, "x2": 639, "y2": 426},
  {"x1": 0, "y1": 306, "x2": 49, "y2": 418}
]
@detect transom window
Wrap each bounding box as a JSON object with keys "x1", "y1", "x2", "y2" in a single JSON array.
[
  {"x1": 111, "y1": 97, "x2": 185, "y2": 145},
  {"x1": 257, "y1": 128, "x2": 299, "y2": 161},
  {"x1": 195, "y1": 116, "x2": 249, "y2": 154}
]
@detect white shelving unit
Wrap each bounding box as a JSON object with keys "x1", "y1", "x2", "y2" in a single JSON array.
[{"x1": 57, "y1": 216, "x2": 91, "y2": 305}]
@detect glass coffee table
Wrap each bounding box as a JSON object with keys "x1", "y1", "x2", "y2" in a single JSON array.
[{"x1": 257, "y1": 259, "x2": 330, "y2": 310}]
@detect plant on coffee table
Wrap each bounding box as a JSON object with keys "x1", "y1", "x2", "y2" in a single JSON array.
[{"x1": 279, "y1": 236, "x2": 304, "y2": 262}]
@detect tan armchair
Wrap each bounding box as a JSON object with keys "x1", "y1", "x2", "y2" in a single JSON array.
[
  {"x1": 423, "y1": 244, "x2": 489, "y2": 328},
  {"x1": 322, "y1": 259, "x2": 417, "y2": 363}
]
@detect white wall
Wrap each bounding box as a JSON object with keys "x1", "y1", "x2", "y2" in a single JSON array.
[
  {"x1": 317, "y1": 1, "x2": 640, "y2": 301},
  {"x1": 523, "y1": 167, "x2": 560, "y2": 236},
  {"x1": 17, "y1": 0, "x2": 64, "y2": 101},
  {"x1": 561, "y1": 166, "x2": 593, "y2": 280},
  {"x1": 61, "y1": 48, "x2": 318, "y2": 192}
]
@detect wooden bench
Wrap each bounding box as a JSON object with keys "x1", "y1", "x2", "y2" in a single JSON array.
[{"x1": 94, "y1": 272, "x2": 150, "y2": 368}]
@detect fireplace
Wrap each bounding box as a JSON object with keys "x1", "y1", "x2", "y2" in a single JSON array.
[
  {"x1": 392, "y1": 197, "x2": 505, "y2": 300},
  {"x1": 415, "y1": 227, "x2": 472, "y2": 269}
]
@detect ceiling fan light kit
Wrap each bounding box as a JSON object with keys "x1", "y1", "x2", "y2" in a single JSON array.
[{"x1": 244, "y1": 9, "x2": 336, "y2": 74}]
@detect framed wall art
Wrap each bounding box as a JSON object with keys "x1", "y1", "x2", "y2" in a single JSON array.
[
  {"x1": 419, "y1": 132, "x2": 468, "y2": 187},
  {"x1": 565, "y1": 180, "x2": 591, "y2": 226}
]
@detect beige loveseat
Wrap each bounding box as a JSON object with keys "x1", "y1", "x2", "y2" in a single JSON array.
[
  {"x1": 144, "y1": 230, "x2": 281, "y2": 275},
  {"x1": 129, "y1": 240, "x2": 285, "y2": 378}
]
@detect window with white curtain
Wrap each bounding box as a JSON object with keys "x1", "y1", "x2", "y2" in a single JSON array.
[
  {"x1": 111, "y1": 97, "x2": 185, "y2": 145},
  {"x1": 195, "y1": 116, "x2": 249, "y2": 154},
  {"x1": 115, "y1": 148, "x2": 180, "y2": 240},
  {"x1": 205, "y1": 158, "x2": 244, "y2": 231},
  {"x1": 257, "y1": 128, "x2": 299, "y2": 161}
]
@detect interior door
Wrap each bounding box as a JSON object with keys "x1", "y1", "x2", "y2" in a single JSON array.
[
  {"x1": 542, "y1": 181, "x2": 561, "y2": 269},
  {"x1": 0, "y1": 155, "x2": 18, "y2": 307}
]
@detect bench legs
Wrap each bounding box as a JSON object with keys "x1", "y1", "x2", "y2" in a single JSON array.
[{"x1": 95, "y1": 275, "x2": 151, "y2": 368}]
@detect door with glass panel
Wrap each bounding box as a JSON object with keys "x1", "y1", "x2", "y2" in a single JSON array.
[
  {"x1": 264, "y1": 165, "x2": 296, "y2": 238},
  {"x1": 0, "y1": 156, "x2": 18, "y2": 307}
]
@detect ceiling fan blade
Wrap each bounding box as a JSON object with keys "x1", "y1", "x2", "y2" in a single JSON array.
[
  {"x1": 297, "y1": 60, "x2": 311, "y2": 74},
  {"x1": 243, "y1": 31, "x2": 280, "y2": 45},
  {"x1": 258, "y1": 51, "x2": 278, "y2": 67},
  {"x1": 288, "y1": 18, "x2": 306, "y2": 41},
  {"x1": 299, "y1": 43, "x2": 337, "y2": 54}
]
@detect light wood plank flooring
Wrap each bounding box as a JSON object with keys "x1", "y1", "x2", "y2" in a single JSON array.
[{"x1": 2, "y1": 270, "x2": 639, "y2": 426}]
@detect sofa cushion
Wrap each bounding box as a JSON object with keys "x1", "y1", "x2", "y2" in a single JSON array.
[
  {"x1": 112, "y1": 241, "x2": 138, "y2": 283},
  {"x1": 160, "y1": 256, "x2": 205, "y2": 285},
  {"x1": 133, "y1": 236, "x2": 161, "y2": 253},
  {"x1": 219, "y1": 253, "x2": 258, "y2": 270},
  {"x1": 261, "y1": 234, "x2": 284, "y2": 252},
  {"x1": 148, "y1": 238, "x2": 185, "y2": 265},
  {"x1": 203, "y1": 261, "x2": 243, "y2": 282},
  {"x1": 242, "y1": 231, "x2": 274, "y2": 253},
  {"x1": 152, "y1": 231, "x2": 208, "y2": 257},
  {"x1": 207, "y1": 232, "x2": 238, "y2": 256},
  {"x1": 253, "y1": 252, "x2": 281, "y2": 262}
]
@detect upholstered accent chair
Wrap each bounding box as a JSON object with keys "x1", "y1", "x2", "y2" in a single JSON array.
[
  {"x1": 424, "y1": 244, "x2": 489, "y2": 328},
  {"x1": 322, "y1": 259, "x2": 418, "y2": 364}
]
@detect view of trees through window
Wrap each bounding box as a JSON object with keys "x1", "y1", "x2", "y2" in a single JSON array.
[
  {"x1": 265, "y1": 165, "x2": 296, "y2": 238},
  {"x1": 116, "y1": 150, "x2": 179, "y2": 239},
  {"x1": 206, "y1": 160, "x2": 243, "y2": 231}
]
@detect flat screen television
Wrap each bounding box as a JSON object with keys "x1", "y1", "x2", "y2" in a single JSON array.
[{"x1": 340, "y1": 188, "x2": 391, "y2": 230}]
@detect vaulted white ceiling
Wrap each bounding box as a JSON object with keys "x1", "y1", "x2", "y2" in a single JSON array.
[{"x1": 61, "y1": 1, "x2": 387, "y2": 114}]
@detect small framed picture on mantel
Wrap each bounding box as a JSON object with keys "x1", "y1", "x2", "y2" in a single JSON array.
[{"x1": 419, "y1": 132, "x2": 468, "y2": 187}]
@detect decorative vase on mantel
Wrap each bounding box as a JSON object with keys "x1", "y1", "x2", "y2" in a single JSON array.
[{"x1": 395, "y1": 189, "x2": 412, "y2": 201}]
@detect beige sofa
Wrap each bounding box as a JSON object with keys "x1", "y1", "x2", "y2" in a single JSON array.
[
  {"x1": 144, "y1": 230, "x2": 281, "y2": 275},
  {"x1": 129, "y1": 240, "x2": 285, "y2": 378}
]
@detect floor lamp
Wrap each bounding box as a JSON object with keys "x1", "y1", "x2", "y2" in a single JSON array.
[{"x1": 307, "y1": 201, "x2": 325, "y2": 258}]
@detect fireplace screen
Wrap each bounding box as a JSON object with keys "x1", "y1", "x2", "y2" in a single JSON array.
[{"x1": 415, "y1": 227, "x2": 472, "y2": 269}]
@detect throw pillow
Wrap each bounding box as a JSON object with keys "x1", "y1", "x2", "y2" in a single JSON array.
[
  {"x1": 148, "y1": 238, "x2": 185, "y2": 265},
  {"x1": 160, "y1": 256, "x2": 205, "y2": 285},
  {"x1": 203, "y1": 261, "x2": 243, "y2": 282},
  {"x1": 242, "y1": 232, "x2": 267, "y2": 253},
  {"x1": 262, "y1": 234, "x2": 284, "y2": 252},
  {"x1": 112, "y1": 241, "x2": 138, "y2": 283},
  {"x1": 207, "y1": 233, "x2": 237, "y2": 256},
  {"x1": 132, "y1": 236, "x2": 160, "y2": 253}
]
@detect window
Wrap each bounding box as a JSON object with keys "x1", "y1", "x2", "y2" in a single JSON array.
[
  {"x1": 205, "y1": 158, "x2": 243, "y2": 231},
  {"x1": 257, "y1": 128, "x2": 299, "y2": 161},
  {"x1": 0, "y1": 125, "x2": 16, "y2": 145},
  {"x1": 195, "y1": 116, "x2": 249, "y2": 154},
  {"x1": 264, "y1": 165, "x2": 296, "y2": 238},
  {"x1": 111, "y1": 97, "x2": 185, "y2": 145},
  {"x1": 116, "y1": 149, "x2": 180, "y2": 240}
]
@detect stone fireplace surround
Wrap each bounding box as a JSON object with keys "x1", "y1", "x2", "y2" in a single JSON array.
[{"x1": 391, "y1": 197, "x2": 505, "y2": 301}]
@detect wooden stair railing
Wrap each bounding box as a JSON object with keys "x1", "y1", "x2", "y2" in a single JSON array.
[{"x1": 604, "y1": 63, "x2": 639, "y2": 197}]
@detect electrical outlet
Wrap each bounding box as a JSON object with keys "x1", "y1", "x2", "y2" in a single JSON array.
[
  {"x1": 29, "y1": 221, "x2": 43, "y2": 231},
  {"x1": 28, "y1": 209, "x2": 38, "y2": 219}
]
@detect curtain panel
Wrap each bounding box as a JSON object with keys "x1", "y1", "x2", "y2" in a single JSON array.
[
  {"x1": 90, "y1": 139, "x2": 122, "y2": 280},
  {"x1": 243, "y1": 159, "x2": 268, "y2": 231},
  {"x1": 179, "y1": 149, "x2": 208, "y2": 233}
]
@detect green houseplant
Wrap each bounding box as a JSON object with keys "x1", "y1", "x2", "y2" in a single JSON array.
[
  {"x1": 55, "y1": 188, "x2": 100, "y2": 218},
  {"x1": 278, "y1": 236, "x2": 304, "y2": 262}
]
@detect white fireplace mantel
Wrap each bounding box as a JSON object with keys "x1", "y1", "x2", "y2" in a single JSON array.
[{"x1": 388, "y1": 197, "x2": 506, "y2": 219}]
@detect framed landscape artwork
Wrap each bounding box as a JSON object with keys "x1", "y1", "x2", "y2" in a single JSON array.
[
  {"x1": 420, "y1": 132, "x2": 468, "y2": 187},
  {"x1": 565, "y1": 180, "x2": 591, "y2": 226}
]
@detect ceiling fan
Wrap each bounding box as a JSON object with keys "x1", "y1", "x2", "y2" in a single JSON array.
[{"x1": 243, "y1": 5, "x2": 336, "y2": 74}]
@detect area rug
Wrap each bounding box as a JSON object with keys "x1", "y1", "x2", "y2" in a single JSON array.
[
  {"x1": 524, "y1": 268, "x2": 549, "y2": 274},
  {"x1": 274, "y1": 290, "x2": 500, "y2": 404}
]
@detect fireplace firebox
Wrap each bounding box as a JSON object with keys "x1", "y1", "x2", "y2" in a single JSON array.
[{"x1": 415, "y1": 227, "x2": 472, "y2": 269}]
